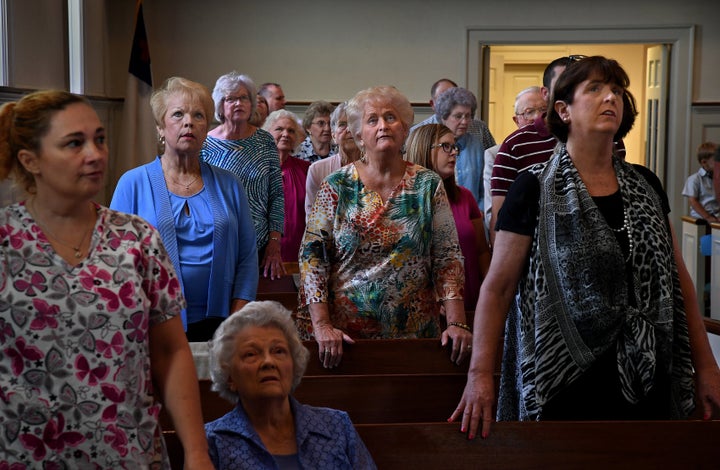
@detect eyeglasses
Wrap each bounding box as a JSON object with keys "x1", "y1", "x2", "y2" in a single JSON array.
[
  {"x1": 432, "y1": 142, "x2": 460, "y2": 154},
  {"x1": 448, "y1": 113, "x2": 472, "y2": 122},
  {"x1": 516, "y1": 107, "x2": 547, "y2": 120},
  {"x1": 312, "y1": 120, "x2": 330, "y2": 128},
  {"x1": 565, "y1": 54, "x2": 588, "y2": 66},
  {"x1": 224, "y1": 95, "x2": 251, "y2": 104}
]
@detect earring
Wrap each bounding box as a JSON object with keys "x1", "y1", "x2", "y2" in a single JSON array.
[{"x1": 159, "y1": 135, "x2": 165, "y2": 145}]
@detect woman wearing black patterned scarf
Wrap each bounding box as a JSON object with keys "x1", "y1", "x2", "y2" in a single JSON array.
[{"x1": 451, "y1": 56, "x2": 720, "y2": 439}]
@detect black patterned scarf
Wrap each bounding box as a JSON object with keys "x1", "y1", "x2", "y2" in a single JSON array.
[{"x1": 501, "y1": 146, "x2": 695, "y2": 420}]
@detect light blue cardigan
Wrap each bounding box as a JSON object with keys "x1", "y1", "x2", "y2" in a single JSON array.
[{"x1": 110, "y1": 157, "x2": 258, "y2": 329}]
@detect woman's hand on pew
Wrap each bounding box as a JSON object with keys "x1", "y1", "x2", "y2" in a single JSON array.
[
  {"x1": 314, "y1": 321, "x2": 355, "y2": 369},
  {"x1": 696, "y1": 365, "x2": 720, "y2": 419},
  {"x1": 442, "y1": 299, "x2": 473, "y2": 365},
  {"x1": 449, "y1": 371, "x2": 495, "y2": 440},
  {"x1": 441, "y1": 325, "x2": 473, "y2": 365}
]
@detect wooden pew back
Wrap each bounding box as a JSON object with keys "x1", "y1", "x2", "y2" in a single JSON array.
[{"x1": 163, "y1": 420, "x2": 720, "y2": 469}]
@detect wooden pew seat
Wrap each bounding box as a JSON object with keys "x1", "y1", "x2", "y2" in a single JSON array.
[
  {"x1": 163, "y1": 419, "x2": 720, "y2": 469},
  {"x1": 355, "y1": 420, "x2": 720, "y2": 469}
]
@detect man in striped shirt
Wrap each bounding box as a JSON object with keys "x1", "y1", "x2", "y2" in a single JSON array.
[{"x1": 489, "y1": 55, "x2": 625, "y2": 246}]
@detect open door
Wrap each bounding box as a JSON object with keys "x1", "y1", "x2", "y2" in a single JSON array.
[{"x1": 644, "y1": 45, "x2": 671, "y2": 184}]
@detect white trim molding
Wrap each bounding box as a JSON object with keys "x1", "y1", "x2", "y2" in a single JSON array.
[{"x1": 67, "y1": 0, "x2": 84, "y2": 93}]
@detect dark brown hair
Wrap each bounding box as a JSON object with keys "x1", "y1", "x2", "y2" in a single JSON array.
[{"x1": 547, "y1": 56, "x2": 637, "y2": 144}]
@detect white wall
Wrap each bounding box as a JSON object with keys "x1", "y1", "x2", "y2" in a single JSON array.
[
  {"x1": 100, "y1": 0, "x2": 720, "y2": 104},
  {"x1": 4, "y1": 0, "x2": 720, "y2": 209}
]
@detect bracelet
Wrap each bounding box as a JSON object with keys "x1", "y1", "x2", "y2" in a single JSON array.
[{"x1": 448, "y1": 322, "x2": 471, "y2": 332}]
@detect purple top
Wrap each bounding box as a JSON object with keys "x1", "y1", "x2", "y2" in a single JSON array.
[{"x1": 450, "y1": 186, "x2": 483, "y2": 310}]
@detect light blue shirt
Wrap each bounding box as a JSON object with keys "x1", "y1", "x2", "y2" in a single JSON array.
[
  {"x1": 682, "y1": 167, "x2": 719, "y2": 218},
  {"x1": 455, "y1": 133, "x2": 485, "y2": 211},
  {"x1": 110, "y1": 158, "x2": 258, "y2": 329}
]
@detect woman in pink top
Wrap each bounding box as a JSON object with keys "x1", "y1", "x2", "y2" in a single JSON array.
[
  {"x1": 264, "y1": 110, "x2": 311, "y2": 262},
  {"x1": 407, "y1": 124, "x2": 491, "y2": 310}
]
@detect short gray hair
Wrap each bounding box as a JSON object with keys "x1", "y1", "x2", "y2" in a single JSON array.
[
  {"x1": 514, "y1": 86, "x2": 543, "y2": 114},
  {"x1": 208, "y1": 301, "x2": 310, "y2": 404},
  {"x1": 434, "y1": 87, "x2": 477, "y2": 122},
  {"x1": 346, "y1": 86, "x2": 414, "y2": 146},
  {"x1": 262, "y1": 109, "x2": 307, "y2": 154},
  {"x1": 330, "y1": 101, "x2": 348, "y2": 131},
  {"x1": 211, "y1": 71, "x2": 257, "y2": 123}
]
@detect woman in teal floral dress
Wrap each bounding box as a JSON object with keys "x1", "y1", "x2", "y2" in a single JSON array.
[{"x1": 297, "y1": 86, "x2": 472, "y2": 369}]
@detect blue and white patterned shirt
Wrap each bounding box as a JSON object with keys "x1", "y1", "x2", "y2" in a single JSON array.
[
  {"x1": 201, "y1": 129, "x2": 285, "y2": 250},
  {"x1": 205, "y1": 397, "x2": 377, "y2": 469}
]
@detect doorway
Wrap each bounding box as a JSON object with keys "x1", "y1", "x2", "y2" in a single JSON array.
[
  {"x1": 465, "y1": 25, "x2": 694, "y2": 229},
  {"x1": 488, "y1": 43, "x2": 650, "y2": 166}
]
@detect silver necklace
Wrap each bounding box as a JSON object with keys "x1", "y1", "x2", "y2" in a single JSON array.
[
  {"x1": 610, "y1": 204, "x2": 634, "y2": 263},
  {"x1": 168, "y1": 173, "x2": 200, "y2": 190},
  {"x1": 30, "y1": 200, "x2": 94, "y2": 259}
]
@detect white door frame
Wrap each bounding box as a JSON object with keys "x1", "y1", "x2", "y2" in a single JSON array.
[{"x1": 465, "y1": 25, "x2": 695, "y2": 231}]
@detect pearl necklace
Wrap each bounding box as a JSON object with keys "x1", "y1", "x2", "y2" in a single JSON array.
[{"x1": 609, "y1": 205, "x2": 634, "y2": 263}]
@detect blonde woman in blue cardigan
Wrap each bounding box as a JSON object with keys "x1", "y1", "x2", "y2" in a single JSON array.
[{"x1": 111, "y1": 77, "x2": 258, "y2": 341}]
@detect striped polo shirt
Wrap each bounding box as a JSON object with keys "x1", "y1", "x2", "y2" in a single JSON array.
[{"x1": 491, "y1": 115, "x2": 626, "y2": 197}]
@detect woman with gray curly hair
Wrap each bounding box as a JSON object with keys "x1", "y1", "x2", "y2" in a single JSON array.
[
  {"x1": 297, "y1": 86, "x2": 470, "y2": 370},
  {"x1": 205, "y1": 301, "x2": 376, "y2": 469},
  {"x1": 263, "y1": 110, "x2": 310, "y2": 262},
  {"x1": 296, "y1": 100, "x2": 336, "y2": 162},
  {"x1": 201, "y1": 71, "x2": 286, "y2": 280},
  {"x1": 304, "y1": 101, "x2": 361, "y2": 216},
  {"x1": 434, "y1": 87, "x2": 485, "y2": 210}
]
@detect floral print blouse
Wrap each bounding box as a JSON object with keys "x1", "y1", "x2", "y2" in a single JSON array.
[
  {"x1": 298, "y1": 162, "x2": 464, "y2": 339},
  {"x1": 0, "y1": 203, "x2": 184, "y2": 469}
]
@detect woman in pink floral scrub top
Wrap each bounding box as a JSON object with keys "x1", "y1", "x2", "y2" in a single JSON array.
[{"x1": 0, "y1": 91, "x2": 213, "y2": 468}]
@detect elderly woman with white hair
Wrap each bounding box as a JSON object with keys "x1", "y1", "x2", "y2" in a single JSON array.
[
  {"x1": 304, "y1": 101, "x2": 362, "y2": 216},
  {"x1": 263, "y1": 109, "x2": 310, "y2": 262},
  {"x1": 205, "y1": 301, "x2": 376, "y2": 469},
  {"x1": 435, "y1": 87, "x2": 485, "y2": 210},
  {"x1": 298, "y1": 86, "x2": 471, "y2": 369},
  {"x1": 201, "y1": 71, "x2": 286, "y2": 279}
]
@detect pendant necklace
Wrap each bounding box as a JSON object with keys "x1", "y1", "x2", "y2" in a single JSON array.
[
  {"x1": 30, "y1": 200, "x2": 94, "y2": 259},
  {"x1": 169, "y1": 173, "x2": 200, "y2": 190}
]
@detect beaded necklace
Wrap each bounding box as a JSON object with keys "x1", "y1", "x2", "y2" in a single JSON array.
[{"x1": 609, "y1": 204, "x2": 634, "y2": 263}]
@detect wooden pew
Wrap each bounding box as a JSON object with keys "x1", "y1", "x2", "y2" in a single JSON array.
[
  {"x1": 712, "y1": 222, "x2": 720, "y2": 319},
  {"x1": 681, "y1": 216, "x2": 710, "y2": 312},
  {"x1": 255, "y1": 269, "x2": 299, "y2": 312},
  {"x1": 162, "y1": 419, "x2": 720, "y2": 469},
  {"x1": 164, "y1": 338, "x2": 487, "y2": 430},
  {"x1": 355, "y1": 420, "x2": 720, "y2": 469}
]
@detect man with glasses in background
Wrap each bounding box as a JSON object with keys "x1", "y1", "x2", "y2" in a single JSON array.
[{"x1": 482, "y1": 85, "x2": 546, "y2": 234}]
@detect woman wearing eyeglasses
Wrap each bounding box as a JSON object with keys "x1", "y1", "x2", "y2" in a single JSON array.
[
  {"x1": 298, "y1": 86, "x2": 470, "y2": 369},
  {"x1": 296, "y1": 100, "x2": 336, "y2": 163},
  {"x1": 407, "y1": 124, "x2": 491, "y2": 311},
  {"x1": 435, "y1": 87, "x2": 485, "y2": 211},
  {"x1": 202, "y1": 71, "x2": 286, "y2": 280}
]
